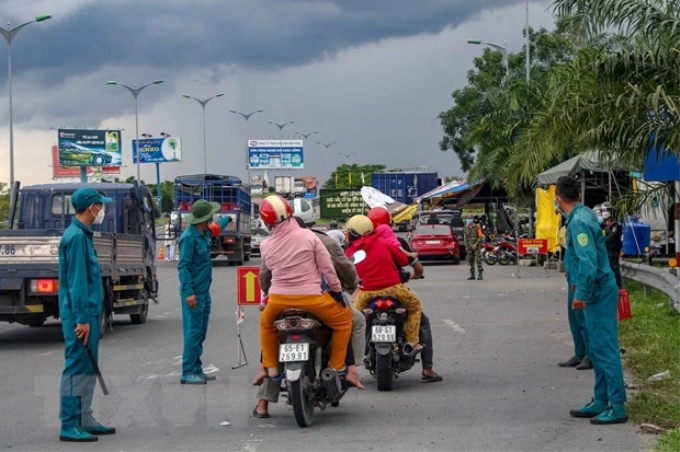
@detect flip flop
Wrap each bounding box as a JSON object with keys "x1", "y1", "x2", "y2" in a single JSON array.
[
  {"x1": 421, "y1": 373, "x2": 443, "y2": 383},
  {"x1": 252, "y1": 408, "x2": 270, "y2": 419}
]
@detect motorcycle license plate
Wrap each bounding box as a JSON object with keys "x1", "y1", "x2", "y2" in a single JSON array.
[
  {"x1": 279, "y1": 343, "x2": 309, "y2": 362},
  {"x1": 372, "y1": 325, "x2": 396, "y2": 342}
]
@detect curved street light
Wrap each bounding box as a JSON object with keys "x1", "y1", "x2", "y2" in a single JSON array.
[
  {"x1": 267, "y1": 120, "x2": 295, "y2": 135},
  {"x1": 338, "y1": 151, "x2": 357, "y2": 160},
  {"x1": 318, "y1": 141, "x2": 338, "y2": 150},
  {"x1": 182, "y1": 93, "x2": 224, "y2": 173},
  {"x1": 106, "y1": 79, "x2": 164, "y2": 182},
  {"x1": 295, "y1": 130, "x2": 318, "y2": 140},
  {"x1": 0, "y1": 13, "x2": 51, "y2": 195},
  {"x1": 230, "y1": 109, "x2": 264, "y2": 123},
  {"x1": 467, "y1": 39, "x2": 509, "y2": 74}
]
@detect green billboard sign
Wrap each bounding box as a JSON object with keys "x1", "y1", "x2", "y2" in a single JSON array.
[{"x1": 319, "y1": 188, "x2": 366, "y2": 219}]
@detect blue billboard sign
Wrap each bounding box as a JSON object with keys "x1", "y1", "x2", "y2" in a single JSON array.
[
  {"x1": 58, "y1": 129, "x2": 122, "y2": 167},
  {"x1": 132, "y1": 137, "x2": 183, "y2": 164},
  {"x1": 247, "y1": 139, "x2": 304, "y2": 169}
]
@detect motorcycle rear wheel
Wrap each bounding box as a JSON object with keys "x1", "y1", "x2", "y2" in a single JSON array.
[
  {"x1": 483, "y1": 250, "x2": 498, "y2": 265},
  {"x1": 290, "y1": 363, "x2": 315, "y2": 427},
  {"x1": 375, "y1": 352, "x2": 394, "y2": 391},
  {"x1": 497, "y1": 251, "x2": 512, "y2": 266}
]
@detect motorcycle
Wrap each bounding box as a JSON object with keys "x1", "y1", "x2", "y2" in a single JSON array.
[
  {"x1": 274, "y1": 308, "x2": 351, "y2": 427},
  {"x1": 481, "y1": 242, "x2": 499, "y2": 265},
  {"x1": 363, "y1": 295, "x2": 420, "y2": 391}
]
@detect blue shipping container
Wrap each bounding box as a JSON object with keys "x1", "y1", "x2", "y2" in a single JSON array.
[{"x1": 371, "y1": 172, "x2": 439, "y2": 205}]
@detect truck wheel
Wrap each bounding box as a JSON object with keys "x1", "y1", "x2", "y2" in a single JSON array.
[{"x1": 130, "y1": 295, "x2": 149, "y2": 325}]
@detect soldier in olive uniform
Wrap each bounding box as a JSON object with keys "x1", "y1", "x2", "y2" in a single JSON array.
[{"x1": 464, "y1": 216, "x2": 483, "y2": 280}]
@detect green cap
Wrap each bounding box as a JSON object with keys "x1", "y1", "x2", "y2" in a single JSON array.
[
  {"x1": 188, "y1": 200, "x2": 221, "y2": 224},
  {"x1": 71, "y1": 187, "x2": 113, "y2": 210}
]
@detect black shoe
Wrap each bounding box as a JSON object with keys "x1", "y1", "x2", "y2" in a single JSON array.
[
  {"x1": 467, "y1": 276, "x2": 476, "y2": 280},
  {"x1": 477, "y1": 276, "x2": 483, "y2": 280},
  {"x1": 576, "y1": 356, "x2": 593, "y2": 370},
  {"x1": 558, "y1": 356, "x2": 583, "y2": 367}
]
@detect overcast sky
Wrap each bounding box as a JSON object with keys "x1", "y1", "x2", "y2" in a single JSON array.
[{"x1": 0, "y1": 0, "x2": 555, "y2": 187}]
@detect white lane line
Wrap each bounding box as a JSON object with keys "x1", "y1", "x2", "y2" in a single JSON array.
[
  {"x1": 442, "y1": 319, "x2": 466, "y2": 334},
  {"x1": 37, "y1": 351, "x2": 55, "y2": 357}
]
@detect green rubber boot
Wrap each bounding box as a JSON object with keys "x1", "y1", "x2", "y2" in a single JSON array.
[
  {"x1": 590, "y1": 403, "x2": 628, "y2": 425},
  {"x1": 569, "y1": 399, "x2": 607, "y2": 418}
]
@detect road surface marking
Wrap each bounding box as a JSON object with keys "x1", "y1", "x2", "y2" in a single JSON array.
[{"x1": 443, "y1": 319, "x2": 466, "y2": 334}]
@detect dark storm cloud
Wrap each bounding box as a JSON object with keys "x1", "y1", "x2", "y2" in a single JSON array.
[{"x1": 6, "y1": 0, "x2": 527, "y2": 82}]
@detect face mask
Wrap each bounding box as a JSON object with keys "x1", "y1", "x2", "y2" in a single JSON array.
[
  {"x1": 91, "y1": 205, "x2": 105, "y2": 224},
  {"x1": 597, "y1": 216, "x2": 604, "y2": 225},
  {"x1": 466, "y1": 219, "x2": 472, "y2": 226},
  {"x1": 602, "y1": 211, "x2": 611, "y2": 220},
  {"x1": 553, "y1": 198, "x2": 567, "y2": 218}
]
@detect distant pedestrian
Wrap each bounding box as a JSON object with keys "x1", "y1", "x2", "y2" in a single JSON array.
[
  {"x1": 178, "y1": 200, "x2": 230, "y2": 384},
  {"x1": 464, "y1": 216, "x2": 483, "y2": 280},
  {"x1": 167, "y1": 236, "x2": 177, "y2": 261},
  {"x1": 58, "y1": 187, "x2": 116, "y2": 442},
  {"x1": 555, "y1": 176, "x2": 627, "y2": 425},
  {"x1": 326, "y1": 220, "x2": 346, "y2": 247},
  {"x1": 600, "y1": 202, "x2": 622, "y2": 288}
]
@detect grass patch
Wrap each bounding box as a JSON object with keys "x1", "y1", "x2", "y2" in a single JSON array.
[{"x1": 619, "y1": 281, "x2": 680, "y2": 449}]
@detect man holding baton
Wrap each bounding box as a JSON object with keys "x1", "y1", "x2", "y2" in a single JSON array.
[{"x1": 58, "y1": 187, "x2": 116, "y2": 442}]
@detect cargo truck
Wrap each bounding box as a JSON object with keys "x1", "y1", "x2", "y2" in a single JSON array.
[
  {"x1": 371, "y1": 171, "x2": 440, "y2": 230},
  {"x1": 0, "y1": 182, "x2": 158, "y2": 333},
  {"x1": 170, "y1": 174, "x2": 252, "y2": 264}
]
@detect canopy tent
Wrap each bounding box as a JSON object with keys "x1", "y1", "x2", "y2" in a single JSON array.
[{"x1": 536, "y1": 150, "x2": 619, "y2": 186}]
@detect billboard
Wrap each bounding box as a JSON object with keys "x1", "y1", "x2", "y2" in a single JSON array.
[
  {"x1": 51, "y1": 145, "x2": 120, "y2": 178},
  {"x1": 319, "y1": 188, "x2": 366, "y2": 218},
  {"x1": 58, "y1": 129, "x2": 122, "y2": 167},
  {"x1": 132, "y1": 137, "x2": 182, "y2": 164},
  {"x1": 247, "y1": 139, "x2": 304, "y2": 169}
]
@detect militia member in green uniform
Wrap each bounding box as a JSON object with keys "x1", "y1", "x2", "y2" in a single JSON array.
[
  {"x1": 464, "y1": 216, "x2": 483, "y2": 280},
  {"x1": 555, "y1": 176, "x2": 627, "y2": 425}
]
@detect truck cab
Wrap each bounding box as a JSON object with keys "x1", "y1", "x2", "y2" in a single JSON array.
[{"x1": 0, "y1": 183, "x2": 157, "y2": 330}]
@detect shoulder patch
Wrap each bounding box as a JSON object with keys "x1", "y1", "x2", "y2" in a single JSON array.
[{"x1": 577, "y1": 233, "x2": 588, "y2": 246}]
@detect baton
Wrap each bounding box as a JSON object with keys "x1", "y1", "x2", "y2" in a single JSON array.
[{"x1": 80, "y1": 340, "x2": 109, "y2": 395}]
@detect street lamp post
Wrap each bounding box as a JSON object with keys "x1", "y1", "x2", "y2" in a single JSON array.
[
  {"x1": 296, "y1": 130, "x2": 318, "y2": 140},
  {"x1": 467, "y1": 39, "x2": 509, "y2": 74},
  {"x1": 317, "y1": 141, "x2": 338, "y2": 150},
  {"x1": 268, "y1": 120, "x2": 295, "y2": 184},
  {"x1": 0, "y1": 13, "x2": 51, "y2": 196},
  {"x1": 106, "y1": 79, "x2": 164, "y2": 183},
  {"x1": 338, "y1": 151, "x2": 357, "y2": 160},
  {"x1": 231, "y1": 109, "x2": 264, "y2": 182},
  {"x1": 183, "y1": 93, "x2": 224, "y2": 174}
]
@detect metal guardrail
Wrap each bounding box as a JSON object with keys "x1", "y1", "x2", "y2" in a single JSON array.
[{"x1": 621, "y1": 261, "x2": 680, "y2": 314}]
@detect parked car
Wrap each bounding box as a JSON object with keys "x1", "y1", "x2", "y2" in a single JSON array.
[
  {"x1": 251, "y1": 227, "x2": 270, "y2": 256},
  {"x1": 409, "y1": 209, "x2": 466, "y2": 259},
  {"x1": 409, "y1": 224, "x2": 460, "y2": 265}
]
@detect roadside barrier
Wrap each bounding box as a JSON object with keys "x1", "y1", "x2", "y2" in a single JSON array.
[{"x1": 621, "y1": 260, "x2": 680, "y2": 314}]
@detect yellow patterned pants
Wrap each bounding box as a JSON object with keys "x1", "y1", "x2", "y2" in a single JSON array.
[{"x1": 352, "y1": 284, "x2": 421, "y2": 344}]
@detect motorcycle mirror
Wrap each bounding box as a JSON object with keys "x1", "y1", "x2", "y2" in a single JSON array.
[{"x1": 350, "y1": 250, "x2": 367, "y2": 265}]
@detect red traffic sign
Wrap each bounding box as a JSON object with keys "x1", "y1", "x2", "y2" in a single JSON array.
[
  {"x1": 517, "y1": 238, "x2": 548, "y2": 256},
  {"x1": 236, "y1": 266, "x2": 261, "y2": 305}
]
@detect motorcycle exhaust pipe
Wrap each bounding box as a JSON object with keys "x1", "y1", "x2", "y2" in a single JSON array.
[
  {"x1": 320, "y1": 368, "x2": 342, "y2": 403},
  {"x1": 402, "y1": 342, "x2": 422, "y2": 357}
]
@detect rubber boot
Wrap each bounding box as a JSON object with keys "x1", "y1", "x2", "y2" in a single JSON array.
[
  {"x1": 569, "y1": 399, "x2": 607, "y2": 418},
  {"x1": 590, "y1": 403, "x2": 628, "y2": 425}
]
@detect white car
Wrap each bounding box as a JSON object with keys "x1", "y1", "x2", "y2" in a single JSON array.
[{"x1": 251, "y1": 228, "x2": 270, "y2": 256}]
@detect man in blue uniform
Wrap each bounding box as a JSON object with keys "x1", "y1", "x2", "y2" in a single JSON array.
[
  {"x1": 178, "y1": 200, "x2": 230, "y2": 384},
  {"x1": 58, "y1": 187, "x2": 115, "y2": 442},
  {"x1": 555, "y1": 176, "x2": 627, "y2": 425}
]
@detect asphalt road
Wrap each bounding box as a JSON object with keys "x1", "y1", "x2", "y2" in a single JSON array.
[{"x1": 0, "y1": 258, "x2": 642, "y2": 451}]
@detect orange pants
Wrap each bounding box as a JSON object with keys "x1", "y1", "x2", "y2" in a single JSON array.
[
  {"x1": 260, "y1": 293, "x2": 353, "y2": 371},
  {"x1": 353, "y1": 283, "x2": 422, "y2": 344}
]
